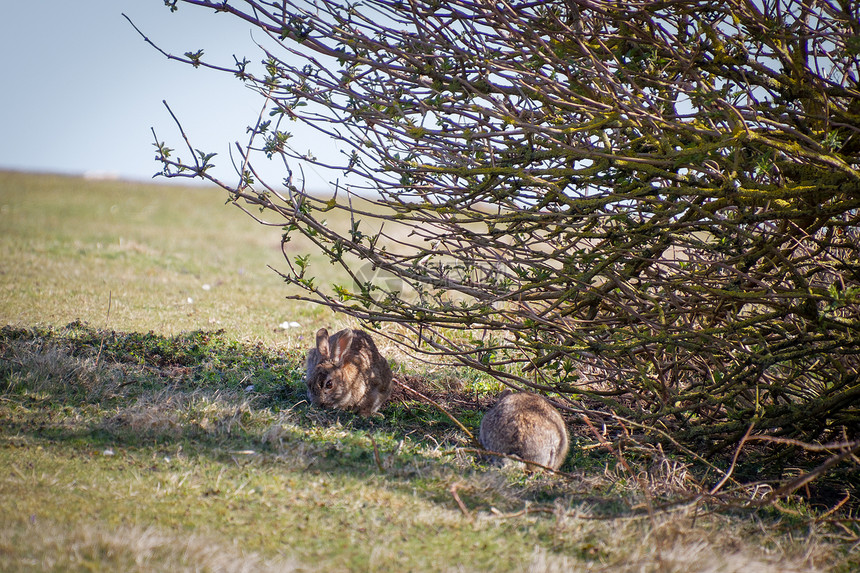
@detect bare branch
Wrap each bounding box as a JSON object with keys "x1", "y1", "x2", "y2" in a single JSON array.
[{"x1": 148, "y1": 0, "x2": 860, "y2": 486}]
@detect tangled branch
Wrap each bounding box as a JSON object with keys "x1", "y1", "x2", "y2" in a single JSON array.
[{"x1": 142, "y1": 0, "x2": 860, "y2": 480}]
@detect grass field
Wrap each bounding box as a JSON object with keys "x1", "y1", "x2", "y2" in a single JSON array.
[
  {"x1": 0, "y1": 170, "x2": 342, "y2": 343},
  {"x1": 1, "y1": 170, "x2": 857, "y2": 572}
]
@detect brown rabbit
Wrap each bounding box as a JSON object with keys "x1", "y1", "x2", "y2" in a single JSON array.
[
  {"x1": 304, "y1": 327, "x2": 393, "y2": 416},
  {"x1": 479, "y1": 391, "x2": 569, "y2": 471}
]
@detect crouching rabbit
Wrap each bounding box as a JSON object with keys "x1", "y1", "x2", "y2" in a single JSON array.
[
  {"x1": 479, "y1": 391, "x2": 569, "y2": 471},
  {"x1": 305, "y1": 328, "x2": 393, "y2": 416}
]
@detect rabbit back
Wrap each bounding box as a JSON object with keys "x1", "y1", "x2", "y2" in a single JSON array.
[
  {"x1": 305, "y1": 328, "x2": 393, "y2": 415},
  {"x1": 479, "y1": 392, "x2": 569, "y2": 471}
]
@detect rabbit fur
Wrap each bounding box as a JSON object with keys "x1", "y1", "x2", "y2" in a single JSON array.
[
  {"x1": 479, "y1": 391, "x2": 569, "y2": 471},
  {"x1": 305, "y1": 327, "x2": 393, "y2": 416}
]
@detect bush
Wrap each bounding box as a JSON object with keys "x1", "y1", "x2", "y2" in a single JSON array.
[{"x1": 146, "y1": 1, "x2": 860, "y2": 480}]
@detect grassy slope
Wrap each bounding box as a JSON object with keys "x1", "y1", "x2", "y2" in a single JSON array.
[
  {"x1": 0, "y1": 170, "x2": 342, "y2": 344},
  {"x1": 0, "y1": 171, "x2": 855, "y2": 572}
]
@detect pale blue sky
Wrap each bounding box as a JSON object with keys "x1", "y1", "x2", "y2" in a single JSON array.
[{"x1": 0, "y1": 1, "x2": 333, "y2": 190}]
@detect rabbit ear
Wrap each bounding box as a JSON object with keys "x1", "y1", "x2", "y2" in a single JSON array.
[
  {"x1": 331, "y1": 329, "x2": 354, "y2": 364},
  {"x1": 316, "y1": 328, "x2": 330, "y2": 358}
]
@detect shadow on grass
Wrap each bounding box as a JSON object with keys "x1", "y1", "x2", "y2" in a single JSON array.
[
  {"x1": 1, "y1": 322, "x2": 638, "y2": 519},
  {"x1": 9, "y1": 322, "x2": 856, "y2": 525}
]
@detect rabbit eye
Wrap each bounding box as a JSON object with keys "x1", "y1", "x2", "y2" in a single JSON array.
[{"x1": 324, "y1": 379, "x2": 333, "y2": 390}]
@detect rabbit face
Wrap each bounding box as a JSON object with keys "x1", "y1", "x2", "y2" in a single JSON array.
[{"x1": 306, "y1": 359, "x2": 357, "y2": 409}]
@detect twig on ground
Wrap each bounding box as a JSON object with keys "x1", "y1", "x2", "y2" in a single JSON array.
[
  {"x1": 710, "y1": 423, "x2": 755, "y2": 495},
  {"x1": 369, "y1": 435, "x2": 385, "y2": 473},
  {"x1": 449, "y1": 483, "x2": 473, "y2": 522},
  {"x1": 745, "y1": 436, "x2": 860, "y2": 452},
  {"x1": 489, "y1": 504, "x2": 555, "y2": 519},
  {"x1": 817, "y1": 493, "x2": 851, "y2": 522},
  {"x1": 395, "y1": 377, "x2": 477, "y2": 444},
  {"x1": 765, "y1": 441, "x2": 860, "y2": 502}
]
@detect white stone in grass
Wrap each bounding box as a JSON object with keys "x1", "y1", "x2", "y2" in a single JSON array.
[
  {"x1": 279, "y1": 321, "x2": 301, "y2": 329},
  {"x1": 202, "y1": 283, "x2": 211, "y2": 291}
]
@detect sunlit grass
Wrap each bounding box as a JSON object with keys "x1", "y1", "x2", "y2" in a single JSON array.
[
  {"x1": 0, "y1": 172, "x2": 857, "y2": 572},
  {"x1": 0, "y1": 170, "x2": 343, "y2": 345}
]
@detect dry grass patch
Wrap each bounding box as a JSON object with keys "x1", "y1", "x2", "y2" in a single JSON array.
[{"x1": 0, "y1": 519, "x2": 302, "y2": 573}]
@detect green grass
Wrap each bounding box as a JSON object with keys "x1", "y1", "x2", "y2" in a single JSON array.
[
  {"x1": 1, "y1": 171, "x2": 857, "y2": 572},
  {"x1": 0, "y1": 170, "x2": 343, "y2": 344}
]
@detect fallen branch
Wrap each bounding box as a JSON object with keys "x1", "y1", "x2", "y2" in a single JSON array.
[
  {"x1": 449, "y1": 483, "x2": 473, "y2": 522},
  {"x1": 369, "y1": 435, "x2": 385, "y2": 473},
  {"x1": 765, "y1": 441, "x2": 860, "y2": 502},
  {"x1": 817, "y1": 492, "x2": 851, "y2": 522},
  {"x1": 395, "y1": 378, "x2": 477, "y2": 444},
  {"x1": 744, "y1": 436, "x2": 860, "y2": 452},
  {"x1": 710, "y1": 423, "x2": 755, "y2": 495},
  {"x1": 489, "y1": 505, "x2": 555, "y2": 519}
]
